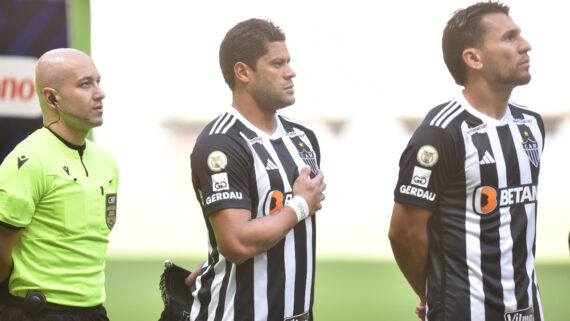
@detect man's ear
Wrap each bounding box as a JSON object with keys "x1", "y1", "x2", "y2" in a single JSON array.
[
  {"x1": 234, "y1": 62, "x2": 252, "y2": 84},
  {"x1": 462, "y1": 47, "x2": 483, "y2": 71},
  {"x1": 42, "y1": 87, "x2": 58, "y2": 108}
]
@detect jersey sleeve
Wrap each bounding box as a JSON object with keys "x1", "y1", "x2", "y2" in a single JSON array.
[
  {"x1": 394, "y1": 125, "x2": 457, "y2": 211},
  {"x1": 191, "y1": 133, "x2": 252, "y2": 216},
  {"x1": 0, "y1": 148, "x2": 45, "y2": 228}
]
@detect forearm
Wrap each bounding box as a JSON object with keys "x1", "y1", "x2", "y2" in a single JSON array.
[
  {"x1": 388, "y1": 202, "x2": 431, "y2": 302},
  {"x1": 213, "y1": 207, "x2": 299, "y2": 264},
  {"x1": 0, "y1": 257, "x2": 12, "y2": 282},
  {"x1": 390, "y1": 236, "x2": 428, "y2": 301},
  {"x1": 241, "y1": 207, "x2": 298, "y2": 255},
  {"x1": 0, "y1": 227, "x2": 22, "y2": 281}
]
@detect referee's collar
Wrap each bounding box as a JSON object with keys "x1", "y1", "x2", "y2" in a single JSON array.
[{"x1": 44, "y1": 127, "x2": 87, "y2": 153}]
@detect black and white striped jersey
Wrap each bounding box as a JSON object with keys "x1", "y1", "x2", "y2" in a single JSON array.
[
  {"x1": 190, "y1": 108, "x2": 320, "y2": 321},
  {"x1": 394, "y1": 93, "x2": 544, "y2": 321}
]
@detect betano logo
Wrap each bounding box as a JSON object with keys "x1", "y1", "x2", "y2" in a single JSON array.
[
  {"x1": 263, "y1": 190, "x2": 292, "y2": 215},
  {"x1": 0, "y1": 56, "x2": 40, "y2": 118},
  {"x1": 473, "y1": 184, "x2": 537, "y2": 215},
  {"x1": 0, "y1": 77, "x2": 35, "y2": 101}
]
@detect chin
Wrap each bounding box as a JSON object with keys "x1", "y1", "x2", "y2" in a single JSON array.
[
  {"x1": 516, "y1": 75, "x2": 531, "y2": 86},
  {"x1": 274, "y1": 99, "x2": 295, "y2": 110}
]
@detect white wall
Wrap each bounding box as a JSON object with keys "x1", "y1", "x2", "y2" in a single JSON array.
[{"x1": 90, "y1": 0, "x2": 570, "y2": 260}]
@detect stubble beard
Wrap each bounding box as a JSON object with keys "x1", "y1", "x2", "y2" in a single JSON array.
[
  {"x1": 251, "y1": 83, "x2": 295, "y2": 112},
  {"x1": 497, "y1": 72, "x2": 531, "y2": 87}
]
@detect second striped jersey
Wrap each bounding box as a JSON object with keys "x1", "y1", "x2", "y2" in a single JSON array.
[
  {"x1": 394, "y1": 93, "x2": 544, "y2": 321},
  {"x1": 190, "y1": 108, "x2": 320, "y2": 321}
]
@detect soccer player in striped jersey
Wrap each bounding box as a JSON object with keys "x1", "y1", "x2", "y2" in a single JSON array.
[
  {"x1": 389, "y1": 2, "x2": 544, "y2": 321},
  {"x1": 187, "y1": 19, "x2": 326, "y2": 321}
]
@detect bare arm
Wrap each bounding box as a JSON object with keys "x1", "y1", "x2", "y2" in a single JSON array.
[
  {"x1": 388, "y1": 202, "x2": 432, "y2": 302},
  {"x1": 210, "y1": 167, "x2": 325, "y2": 264},
  {"x1": 0, "y1": 225, "x2": 23, "y2": 282},
  {"x1": 185, "y1": 260, "x2": 206, "y2": 288}
]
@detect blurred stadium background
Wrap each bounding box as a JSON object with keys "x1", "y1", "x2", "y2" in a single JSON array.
[{"x1": 1, "y1": 0, "x2": 568, "y2": 320}]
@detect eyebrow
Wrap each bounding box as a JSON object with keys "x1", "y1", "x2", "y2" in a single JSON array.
[
  {"x1": 502, "y1": 27, "x2": 521, "y2": 38},
  {"x1": 76, "y1": 75, "x2": 100, "y2": 83},
  {"x1": 270, "y1": 56, "x2": 290, "y2": 63}
]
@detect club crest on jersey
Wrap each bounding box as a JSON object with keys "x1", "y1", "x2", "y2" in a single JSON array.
[
  {"x1": 417, "y1": 145, "x2": 438, "y2": 167},
  {"x1": 297, "y1": 142, "x2": 318, "y2": 174},
  {"x1": 106, "y1": 193, "x2": 117, "y2": 229},
  {"x1": 521, "y1": 131, "x2": 539, "y2": 167},
  {"x1": 207, "y1": 151, "x2": 228, "y2": 172}
]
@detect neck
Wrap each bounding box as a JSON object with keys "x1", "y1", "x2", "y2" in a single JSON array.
[
  {"x1": 463, "y1": 79, "x2": 513, "y2": 120},
  {"x1": 232, "y1": 94, "x2": 277, "y2": 135},
  {"x1": 44, "y1": 122, "x2": 88, "y2": 146}
]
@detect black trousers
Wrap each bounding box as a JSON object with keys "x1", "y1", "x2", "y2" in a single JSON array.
[{"x1": 0, "y1": 297, "x2": 109, "y2": 321}]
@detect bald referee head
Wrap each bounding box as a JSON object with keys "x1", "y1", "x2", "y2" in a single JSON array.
[{"x1": 36, "y1": 48, "x2": 106, "y2": 146}]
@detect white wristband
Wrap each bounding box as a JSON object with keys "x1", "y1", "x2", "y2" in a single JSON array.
[{"x1": 287, "y1": 195, "x2": 309, "y2": 223}]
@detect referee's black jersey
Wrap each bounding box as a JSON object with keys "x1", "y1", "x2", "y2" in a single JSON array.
[
  {"x1": 394, "y1": 93, "x2": 545, "y2": 321},
  {"x1": 190, "y1": 108, "x2": 320, "y2": 321}
]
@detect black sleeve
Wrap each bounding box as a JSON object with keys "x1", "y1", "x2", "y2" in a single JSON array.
[
  {"x1": 0, "y1": 221, "x2": 23, "y2": 230},
  {"x1": 191, "y1": 133, "x2": 252, "y2": 216},
  {"x1": 394, "y1": 125, "x2": 457, "y2": 211}
]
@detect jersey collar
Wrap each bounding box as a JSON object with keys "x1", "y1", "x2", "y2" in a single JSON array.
[
  {"x1": 44, "y1": 127, "x2": 87, "y2": 153},
  {"x1": 228, "y1": 107, "x2": 286, "y2": 139},
  {"x1": 458, "y1": 91, "x2": 513, "y2": 126}
]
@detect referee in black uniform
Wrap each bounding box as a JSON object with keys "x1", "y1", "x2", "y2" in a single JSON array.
[
  {"x1": 389, "y1": 2, "x2": 544, "y2": 321},
  {"x1": 185, "y1": 19, "x2": 326, "y2": 321}
]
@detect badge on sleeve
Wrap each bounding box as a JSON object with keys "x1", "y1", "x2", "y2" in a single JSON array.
[
  {"x1": 106, "y1": 193, "x2": 117, "y2": 229},
  {"x1": 417, "y1": 145, "x2": 439, "y2": 167},
  {"x1": 207, "y1": 151, "x2": 228, "y2": 172}
]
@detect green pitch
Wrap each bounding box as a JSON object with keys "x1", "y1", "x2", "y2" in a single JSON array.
[{"x1": 104, "y1": 258, "x2": 569, "y2": 321}]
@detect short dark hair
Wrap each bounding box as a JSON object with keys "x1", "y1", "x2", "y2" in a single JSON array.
[
  {"x1": 219, "y1": 18, "x2": 286, "y2": 90},
  {"x1": 442, "y1": 1, "x2": 510, "y2": 86}
]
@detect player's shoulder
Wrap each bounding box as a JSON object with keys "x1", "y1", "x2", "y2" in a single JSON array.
[
  {"x1": 196, "y1": 112, "x2": 241, "y2": 140},
  {"x1": 420, "y1": 100, "x2": 459, "y2": 126},
  {"x1": 508, "y1": 101, "x2": 542, "y2": 120},
  {"x1": 404, "y1": 100, "x2": 467, "y2": 149},
  {"x1": 192, "y1": 112, "x2": 249, "y2": 158}
]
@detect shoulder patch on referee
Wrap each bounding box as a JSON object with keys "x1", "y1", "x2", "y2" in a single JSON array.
[{"x1": 106, "y1": 193, "x2": 117, "y2": 230}]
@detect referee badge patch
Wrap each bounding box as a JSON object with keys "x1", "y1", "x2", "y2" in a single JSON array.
[
  {"x1": 106, "y1": 193, "x2": 117, "y2": 229},
  {"x1": 417, "y1": 145, "x2": 438, "y2": 167}
]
